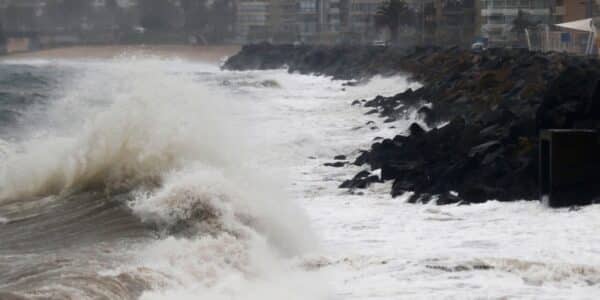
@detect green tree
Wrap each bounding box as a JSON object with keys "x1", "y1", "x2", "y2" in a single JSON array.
[{"x1": 375, "y1": 0, "x2": 413, "y2": 44}]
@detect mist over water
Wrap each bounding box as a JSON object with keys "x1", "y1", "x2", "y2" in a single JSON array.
[{"x1": 0, "y1": 57, "x2": 328, "y2": 299}]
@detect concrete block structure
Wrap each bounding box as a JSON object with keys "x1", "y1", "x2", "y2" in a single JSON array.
[{"x1": 539, "y1": 129, "x2": 600, "y2": 207}]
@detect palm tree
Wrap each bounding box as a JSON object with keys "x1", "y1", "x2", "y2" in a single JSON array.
[{"x1": 374, "y1": 0, "x2": 413, "y2": 44}]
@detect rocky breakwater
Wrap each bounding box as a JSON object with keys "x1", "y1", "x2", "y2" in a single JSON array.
[
  {"x1": 224, "y1": 44, "x2": 600, "y2": 205},
  {"x1": 223, "y1": 42, "x2": 410, "y2": 79}
]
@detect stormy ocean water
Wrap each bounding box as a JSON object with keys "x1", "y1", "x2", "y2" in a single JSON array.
[{"x1": 1, "y1": 55, "x2": 600, "y2": 300}]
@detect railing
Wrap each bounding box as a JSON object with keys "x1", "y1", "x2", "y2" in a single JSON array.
[{"x1": 526, "y1": 27, "x2": 593, "y2": 55}]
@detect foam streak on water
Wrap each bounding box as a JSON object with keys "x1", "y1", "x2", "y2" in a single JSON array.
[{"x1": 1, "y1": 57, "x2": 600, "y2": 300}]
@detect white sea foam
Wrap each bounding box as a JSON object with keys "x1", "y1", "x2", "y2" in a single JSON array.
[
  {"x1": 4, "y1": 55, "x2": 599, "y2": 299},
  {"x1": 0, "y1": 57, "x2": 326, "y2": 299},
  {"x1": 0, "y1": 58, "x2": 235, "y2": 202}
]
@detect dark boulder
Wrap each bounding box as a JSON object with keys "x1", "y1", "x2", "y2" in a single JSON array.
[
  {"x1": 339, "y1": 170, "x2": 381, "y2": 189},
  {"x1": 324, "y1": 162, "x2": 346, "y2": 168},
  {"x1": 225, "y1": 44, "x2": 600, "y2": 205}
]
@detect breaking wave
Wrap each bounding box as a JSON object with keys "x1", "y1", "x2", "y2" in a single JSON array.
[{"x1": 0, "y1": 58, "x2": 324, "y2": 299}]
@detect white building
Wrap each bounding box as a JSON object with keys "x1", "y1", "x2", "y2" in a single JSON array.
[
  {"x1": 480, "y1": 0, "x2": 553, "y2": 46},
  {"x1": 297, "y1": 0, "x2": 343, "y2": 43}
]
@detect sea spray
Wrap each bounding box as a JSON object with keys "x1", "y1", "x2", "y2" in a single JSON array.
[
  {"x1": 0, "y1": 58, "x2": 240, "y2": 202},
  {"x1": 0, "y1": 57, "x2": 326, "y2": 299}
]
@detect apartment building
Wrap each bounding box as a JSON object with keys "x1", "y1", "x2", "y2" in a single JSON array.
[
  {"x1": 327, "y1": 0, "x2": 343, "y2": 33},
  {"x1": 297, "y1": 0, "x2": 344, "y2": 43},
  {"x1": 297, "y1": 0, "x2": 318, "y2": 41},
  {"x1": 235, "y1": 0, "x2": 269, "y2": 42},
  {"x1": 554, "y1": 0, "x2": 600, "y2": 22},
  {"x1": 346, "y1": 0, "x2": 384, "y2": 43},
  {"x1": 480, "y1": 0, "x2": 554, "y2": 46},
  {"x1": 266, "y1": 0, "x2": 299, "y2": 42},
  {"x1": 264, "y1": 0, "x2": 345, "y2": 44}
]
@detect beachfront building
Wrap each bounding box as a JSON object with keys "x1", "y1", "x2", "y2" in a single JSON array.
[
  {"x1": 268, "y1": 0, "x2": 300, "y2": 42},
  {"x1": 480, "y1": 0, "x2": 554, "y2": 47},
  {"x1": 554, "y1": 0, "x2": 600, "y2": 22},
  {"x1": 315, "y1": 0, "x2": 344, "y2": 43},
  {"x1": 235, "y1": 0, "x2": 270, "y2": 42},
  {"x1": 297, "y1": 0, "x2": 318, "y2": 41},
  {"x1": 264, "y1": 0, "x2": 346, "y2": 44},
  {"x1": 295, "y1": 0, "x2": 344, "y2": 43},
  {"x1": 345, "y1": 0, "x2": 384, "y2": 43}
]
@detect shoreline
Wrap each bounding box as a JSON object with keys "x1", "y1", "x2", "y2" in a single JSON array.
[
  {"x1": 0, "y1": 44, "x2": 241, "y2": 62},
  {"x1": 224, "y1": 44, "x2": 600, "y2": 206}
]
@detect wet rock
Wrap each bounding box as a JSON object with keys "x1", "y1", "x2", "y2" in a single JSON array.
[
  {"x1": 468, "y1": 141, "x2": 501, "y2": 158},
  {"x1": 324, "y1": 162, "x2": 346, "y2": 168},
  {"x1": 339, "y1": 170, "x2": 380, "y2": 189},
  {"x1": 408, "y1": 123, "x2": 426, "y2": 136},
  {"x1": 226, "y1": 44, "x2": 600, "y2": 205}
]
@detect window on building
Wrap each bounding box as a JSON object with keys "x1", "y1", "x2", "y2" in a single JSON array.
[
  {"x1": 488, "y1": 14, "x2": 505, "y2": 24},
  {"x1": 519, "y1": 0, "x2": 530, "y2": 8}
]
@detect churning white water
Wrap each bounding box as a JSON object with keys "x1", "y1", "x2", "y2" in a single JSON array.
[{"x1": 1, "y1": 56, "x2": 600, "y2": 299}]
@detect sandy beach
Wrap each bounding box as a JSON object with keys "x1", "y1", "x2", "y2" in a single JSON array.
[{"x1": 0, "y1": 45, "x2": 241, "y2": 62}]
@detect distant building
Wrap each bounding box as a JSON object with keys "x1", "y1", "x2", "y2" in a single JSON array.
[
  {"x1": 326, "y1": 0, "x2": 343, "y2": 33},
  {"x1": 270, "y1": 0, "x2": 301, "y2": 43},
  {"x1": 554, "y1": 0, "x2": 600, "y2": 22},
  {"x1": 480, "y1": 0, "x2": 554, "y2": 47},
  {"x1": 235, "y1": 0, "x2": 270, "y2": 43},
  {"x1": 297, "y1": 0, "x2": 318, "y2": 42},
  {"x1": 319, "y1": 0, "x2": 344, "y2": 43},
  {"x1": 293, "y1": 0, "x2": 344, "y2": 44},
  {"x1": 346, "y1": 0, "x2": 384, "y2": 43}
]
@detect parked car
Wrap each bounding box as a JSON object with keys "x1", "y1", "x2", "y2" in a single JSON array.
[
  {"x1": 471, "y1": 41, "x2": 486, "y2": 52},
  {"x1": 471, "y1": 37, "x2": 489, "y2": 52}
]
